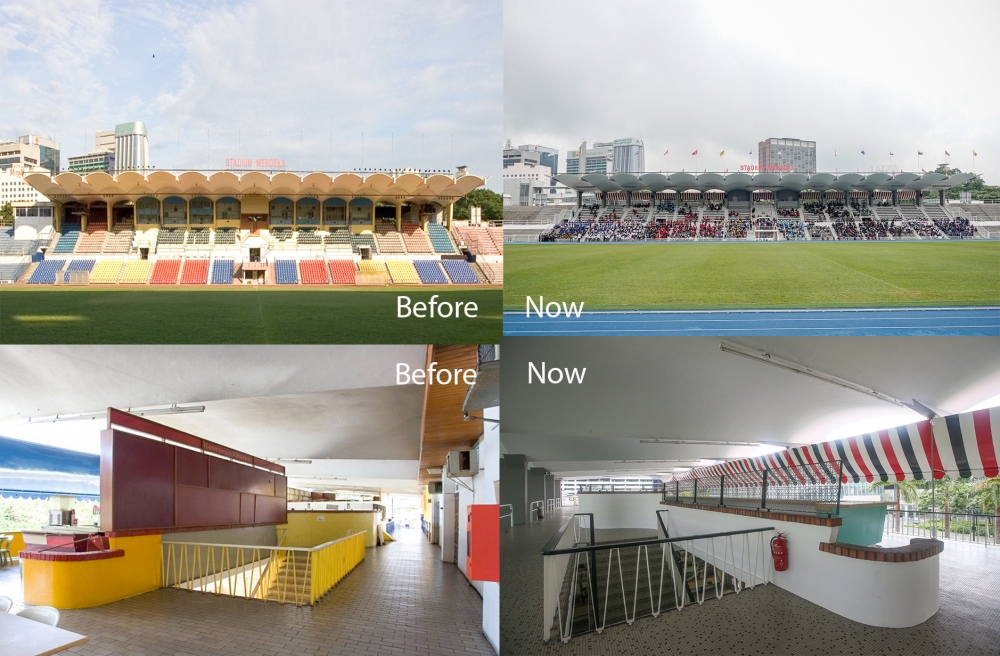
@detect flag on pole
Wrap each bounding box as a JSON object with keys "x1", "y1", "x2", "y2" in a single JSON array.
[
  {"x1": 834, "y1": 150, "x2": 837, "y2": 157},
  {"x1": 890, "y1": 152, "x2": 894, "y2": 156},
  {"x1": 719, "y1": 150, "x2": 724, "y2": 156},
  {"x1": 748, "y1": 150, "x2": 752, "y2": 155},
  {"x1": 692, "y1": 149, "x2": 698, "y2": 156},
  {"x1": 663, "y1": 149, "x2": 669, "y2": 155},
  {"x1": 945, "y1": 150, "x2": 951, "y2": 156},
  {"x1": 861, "y1": 150, "x2": 866, "y2": 155},
  {"x1": 918, "y1": 151, "x2": 924, "y2": 155},
  {"x1": 974, "y1": 150, "x2": 978, "y2": 156}
]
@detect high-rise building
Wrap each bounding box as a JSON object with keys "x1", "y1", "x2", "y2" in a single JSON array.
[
  {"x1": 68, "y1": 151, "x2": 116, "y2": 174},
  {"x1": 758, "y1": 138, "x2": 816, "y2": 174},
  {"x1": 611, "y1": 138, "x2": 644, "y2": 174},
  {"x1": 515, "y1": 144, "x2": 559, "y2": 180},
  {"x1": 566, "y1": 138, "x2": 643, "y2": 175},
  {"x1": 17, "y1": 135, "x2": 61, "y2": 173},
  {"x1": 0, "y1": 140, "x2": 46, "y2": 172},
  {"x1": 565, "y1": 141, "x2": 614, "y2": 175},
  {"x1": 113, "y1": 121, "x2": 149, "y2": 173}
]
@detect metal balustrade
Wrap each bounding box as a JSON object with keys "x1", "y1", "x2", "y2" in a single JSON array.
[
  {"x1": 884, "y1": 509, "x2": 998, "y2": 546},
  {"x1": 540, "y1": 510, "x2": 774, "y2": 643},
  {"x1": 666, "y1": 460, "x2": 844, "y2": 515},
  {"x1": 162, "y1": 531, "x2": 366, "y2": 606}
]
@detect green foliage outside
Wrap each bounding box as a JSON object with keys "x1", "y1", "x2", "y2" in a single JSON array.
[
  {"x1": 453, "y1": 189, "x2": 503, "y2": 223},
  {"x1": 0, "y1": 497, "x2": 100, "y2": 533},
  {"x1": 504, "y1": 241, "x2": 1000, "y2": 310},
  {"x1": 0, "y1": 202, "x2": 12, "y2": 227},
  {"x1": 926, "y1": 165, "x2": 1000, "y2": 201},
  {"x1": 0, "y1": 287, "x2": 502, "y2": 344}
]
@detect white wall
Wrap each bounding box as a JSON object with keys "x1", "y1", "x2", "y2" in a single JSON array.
[
  {"x1": 578, "y1": 492, "x2": 665, "y2": 531},
  {"x1": 665, "y1": 506, "x2": 939, "y2": 628},
  {"x1": 451, "y1": 404, "x2": 499, "y2": 654}
]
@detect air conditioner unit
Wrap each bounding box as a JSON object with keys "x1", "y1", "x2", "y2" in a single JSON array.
[
  {"x1": 447, "y1": 449, "x2": 479, "y2": 478},
  {"x1": 428, "y1": 481, "x2": 443, "y2": 494}
]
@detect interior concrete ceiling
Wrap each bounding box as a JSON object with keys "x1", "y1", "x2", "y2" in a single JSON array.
[
  {"x1": 0, "y1": 345, "x2": 430, "y2": 494},
  {"x1": 500, "y1": 337, "x2": 1000, "y2": 478}
]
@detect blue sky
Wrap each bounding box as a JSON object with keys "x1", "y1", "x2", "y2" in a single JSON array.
[{"x1": 0, "y1": 0, "x2": 502, "y2": 189}]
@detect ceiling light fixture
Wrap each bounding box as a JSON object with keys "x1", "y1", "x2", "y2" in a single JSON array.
[
  {"x1": 718, "y1": 341, "x2": 936, "y2": 416},
  {"x1": 638, "y1": 439, "x2": 761, "y2": 446},
  {"x1": 27, "y1": 403, "x2": 206, "y2": 424}
]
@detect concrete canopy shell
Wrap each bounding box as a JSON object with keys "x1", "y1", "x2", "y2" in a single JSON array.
[{"x1": 25, "y1": 170, "x2": 486, "y2": 208}]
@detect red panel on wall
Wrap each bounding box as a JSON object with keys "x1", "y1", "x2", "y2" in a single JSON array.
[
  {"x1": 240, "y1": 493, "x2": 256, "y2": 524},
  {"x1": 175, "y1": 485, "x2": 241, "y2": 527},
  {"x1": 254, "y1": 494, "x2": 287, "y2": 525},
  {"x1": 467, "y1": 504, "x2": 500, "y2": 582},
  {"x1": 109, "y1": 431, "x2": 175, "y2": 531},
  {"x1": 274, "y1": 474, "x2": 287, "y2": 500},
  {"x1": 209, "y1": 458, "x2": 275, "y2": 496},
  {"x1": 175, "y1": 449, "x2": 209, "y2": 488}
]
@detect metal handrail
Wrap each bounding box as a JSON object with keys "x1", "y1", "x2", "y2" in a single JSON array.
[
  {"x1": 542, "y1": 510, "x2": 775, "y2": 643},
  {"x1": 529, "y1": 500, "x2": 544, "y2": 520},
  {"x1": 500, "y1": 504, "x2": 514, "y2": 528}
]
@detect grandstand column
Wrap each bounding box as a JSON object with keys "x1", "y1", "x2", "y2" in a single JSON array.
[
  {"x1": 370, "y1": 201, "x2": 376, "y2": 229},
  {"x1": 939, "y1": 189, "x2": 946, "y2": 206},
  {"x1": 916, "y1": 191, "x2": 922, "y2": 206},
  {"x1": 625, "y1": 190, "x2": 632, "y2": 207},
  {"x1": 395, "y1": 202, "x2": 402, "y2": 232},
  {"x1": 600, "y1": 192, "x2": 607, "y2": 208},
  {"x1": 576, "y1": 190, "x2": 583, "y2": 208},
  {"x1": 868, "y1": 190, "x2": 875, "y2": 206},
  {"x1": 892, "y1": 189, "x2": 898, "y2": 207},
  {"x1": 447, "y1": 202, "x2": 454, "y2": 229},
  {"x1": 54, "y1": 201, "x2": 63, "y2": 232}
]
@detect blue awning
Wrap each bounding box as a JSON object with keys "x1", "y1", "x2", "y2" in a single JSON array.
[{"x1": 0, "y1": 435, "x2": 99, "y2": 475}]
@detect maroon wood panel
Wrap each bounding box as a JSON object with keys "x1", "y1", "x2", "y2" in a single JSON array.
[
  {"x1": 209, "y1": 458, "x2": 275, "y2": 495},
  {"x1": 175, "y1": 449, "x2": 209, "y2": 488},
  {"x1": 175, "y1": 485, "x2": 241, "y2": 527},
  {"x1": 274, "y1": 475, "x2": 287, "y2": 500},
  {"x1": 110, "y1": 430, "x2": 175, "y2": 530},
  {"x1": 240, "y1": 493, "x2": 256, "y2": 524},
  {"x1": 254, "y1": 494, "x2": 287, "y2": 524}
]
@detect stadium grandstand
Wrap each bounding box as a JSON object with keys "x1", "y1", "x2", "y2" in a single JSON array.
[
  {"x1": 517, "y1": 171, "x2": 997, "y2": 243},
  {"x1": 1, "y1": 169, "x2": 501, "y2": 286}
]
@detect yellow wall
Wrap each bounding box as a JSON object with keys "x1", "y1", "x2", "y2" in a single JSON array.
[
  {"x1": 22, "y1": 534, "x2": 162, "y2": 609},
  {"x1": 8, "y1": 531, "x2": 25, "y2": 556},
  {"x1": 422, "y1": 487, "x2": 432, "y2": 518},
  {"x1": 279, "y1": 512, "x2": 377, "y2": 548}
]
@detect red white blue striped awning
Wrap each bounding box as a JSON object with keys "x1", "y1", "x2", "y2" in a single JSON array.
[{"x1": 685, "y1": 407, "x2": 1000, "y2": 484}]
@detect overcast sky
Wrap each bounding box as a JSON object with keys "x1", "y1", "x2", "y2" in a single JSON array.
[
  {"x1": 505, "y1": 0, "x2": 1000, "y2": 183},
  {"x1": 0, "y1": 0, "x2": 502, "y2": 189}
]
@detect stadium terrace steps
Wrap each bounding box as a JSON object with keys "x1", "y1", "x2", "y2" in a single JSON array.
[
  {"x1": 425, "y1": 223, "x2": 457, "y2": 253},
  {"x1": 441, "y1": 259, "x2": 479, "y2": 284},
  {"x1": 400, "y1": 226, "x2": 433, "y2": 253},
  {"x1": 150, "y1": 259, "x2": 181, "y2": 284},
  {"x1": 275, "y1": 259, "x2": 299, "y2": 284},
  {"x1": 349, "y1": 233, "x2": 378, "y2": 254},
  {"x1": 358, "y1": 260, "x2": 387, "y2": 275},
  {"x1": 120, "y1": 260, "x2": 153, "y2": 284},
  {"x1": 180, "y1": 259, "x2": 209, "y2": 284},
  {"x1": 0, "y1": 262, "x2": 29, "y2": 283},
  {"x1": 26, "y1": 259, "x2": 65, "y2": 284},
  {"x1": 62, "y1": 259, "x2": 96, "y2": 283},
  {"x1": 52, "y1": 225, "x2": 82, "y2": 253},
  {"x1": 214, "y1": 228, "x2": 238, "y2": 245},
  {"x1": 297, "y1": 230, "x2": 323, "y2": 246},
  {"x1": 478, "y1": 261, "x2": 503, "y2": 285},
  {"x1": 385, "y1": 260, "x2": 421, "y2": 284},
  {"x1": 103, "y1": 229, "x2": 134, "y2": 254},
  {"x1": 327, "y1": 260, "x2": 356, "y2": 284},
  {"x1": 299, "y1": 259, "x2": 330, "y2": 284},
  {"x1": 374, "y1": 231, "x2": 406, "y2": 254},
  {"x1": 209, "y1": 259, "x2": 234, "y2": 284},
  {"x1": 89, "y1": 260, "x2": 125, "y2": 284},
  {"x1": 76, "y1": 230, "x2": 108, "y2": 253},
  {"x1": 413, "y1": 260, "x2": 449, "y2": 284}
]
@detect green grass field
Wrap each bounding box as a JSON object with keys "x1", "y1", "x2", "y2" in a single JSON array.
[
  {"x1": 504, "y1": 241, "x2": 1000, "y2": 310},
  {"x1": 0, "y1": 287, "x2": 502, "y2": 344}
]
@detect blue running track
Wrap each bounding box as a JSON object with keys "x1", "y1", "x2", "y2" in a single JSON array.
[{"x1": 503, "y1": 307, "x2": 1000, "y2": 336}]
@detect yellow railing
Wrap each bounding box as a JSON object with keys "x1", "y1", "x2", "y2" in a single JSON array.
[
  {"x1": 309, "y1": 531, "x2": 367, "y2": 604},
  {"x1": 162, "y1": 531, "x2": 367, "y2": 607}
]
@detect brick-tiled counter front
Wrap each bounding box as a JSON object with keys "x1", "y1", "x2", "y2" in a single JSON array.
[{"x1": 819, "y1": 538, "x2": 944, "y2": 563}]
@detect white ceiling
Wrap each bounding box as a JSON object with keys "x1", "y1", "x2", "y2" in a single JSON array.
[
  {"x1": 0, "y1": 345, "x2": 430, "y2": 494},
  {"x1": 500, "y1": 337, "x2": 1000, "y2": 478}
]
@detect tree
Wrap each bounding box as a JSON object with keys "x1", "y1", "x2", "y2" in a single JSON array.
[
  {"x1": 453, "y1": 189, "x2": 503, "y2": 224},
  {"x1": 871, "y1": 479, "x2": 922, "y2": 532},
  {"x1": 973, "y1": 476, "x2": 1000, "y2": 545},
  {"x1": 0, "y1": 202, "x2": 12, "y2": 227},
  {"x1": 932, "y1": 165, "x2": 1000, "y2": 201},
  {"x1": 935, "y1": 478, "x2": 960, "y2": 539}
]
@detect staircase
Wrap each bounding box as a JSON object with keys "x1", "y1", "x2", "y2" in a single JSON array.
[{"x1": 264, "y1": 553, "x2": 311, "y2": 605}]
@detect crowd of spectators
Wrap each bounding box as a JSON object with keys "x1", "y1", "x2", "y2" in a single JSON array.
[
  {"x1": 906, "y1": 220, "x2": 942, "y2": 238},
  {"x1": 777, "y1": 208, "x2": 800, "y2": 218},
  {"x1": 726, "y1": 216, "x2": 750, "y2": 238},
  {"x1": 832, "y1": 219, "x2": 859, "y2": 239},
  {"x1": 933, "y1": 217, "x2": 976, "y2": 238},
  {"x1": 777, "y1": 219, "x2": 805, "y2": 240},
  {"x1": 808, "y1": 224, "x2": 834, "y2": 240},
  {"x1": 698, "y1": 220, "x2": 722, "y2": 238},
  {"x1": 826, "y1": 202, "x2": 850, "y2": 219},
  {"x1": 655, "y1": 202, "x2": 676, "y2": 213},
  {"x1": 857, "y1": 219, "x2": 888, "y2": 240}
]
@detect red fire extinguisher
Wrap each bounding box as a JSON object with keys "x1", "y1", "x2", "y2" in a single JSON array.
[{"x1": 771, "y1": 532, "x2": 788, "y2": 572}]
